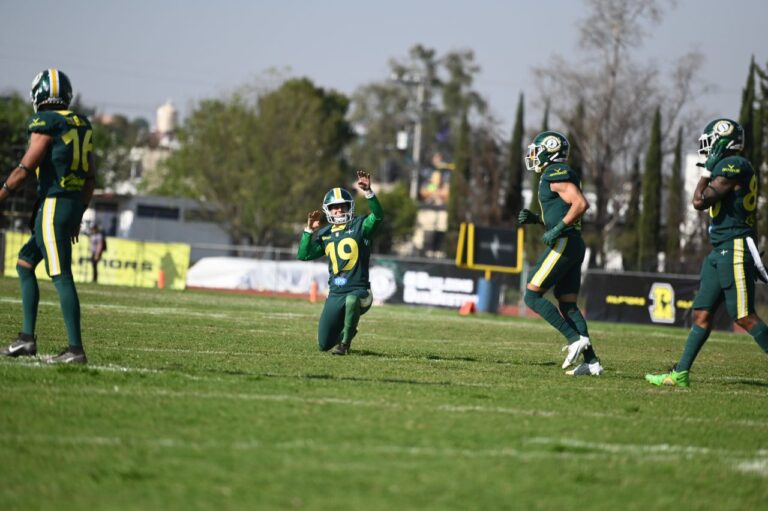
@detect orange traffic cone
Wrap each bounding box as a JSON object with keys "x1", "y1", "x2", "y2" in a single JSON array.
[
  {"x1": 458, "y1": 301, "x2": 476, "y2": 316},
  {"x1": 158, "y1": 270, "x2": 165, "y2": 289},
  {"x1": 309, "y1": 280, "x2": 318, "y2": 303}
]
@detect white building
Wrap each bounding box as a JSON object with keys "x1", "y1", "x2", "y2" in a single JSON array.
[{"x1": 83, "y1": 194, "x2": 232, "y2": 263}]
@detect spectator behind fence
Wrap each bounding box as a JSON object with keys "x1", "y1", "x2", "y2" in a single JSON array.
[{"x1": 90, "y1": 224, "x2": 106, "y2": 283}]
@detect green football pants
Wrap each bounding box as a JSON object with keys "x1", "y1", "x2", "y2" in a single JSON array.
[{"x1": 317, "y1": 289, "x2": 372, "y2": 351}]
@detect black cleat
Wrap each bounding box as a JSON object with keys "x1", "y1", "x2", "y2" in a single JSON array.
[
  {"x1": 332, "y1": 343, "x2": 350, "y2": 356},
  {"x1": 1, "y1": 333, "x2": 37, "y2": 357},
  {"x1": 46, "y1": 346, "x2": 87, "y2": 365}
]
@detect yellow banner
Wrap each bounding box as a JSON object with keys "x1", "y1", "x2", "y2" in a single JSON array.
[{"x1": 3, "y1": 231, "x2": 189, "y2": 290}]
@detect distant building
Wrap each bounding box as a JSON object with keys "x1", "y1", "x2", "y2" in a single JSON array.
[
  {"x1": 120, "y1": 100, "x2": 180, "y2": 194},
  {"x1": 83, "y1": 193, "x2": 232, "y2": 263}
]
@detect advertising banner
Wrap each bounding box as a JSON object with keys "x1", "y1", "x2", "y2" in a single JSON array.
[
  {"x1": 373, "y1": 257, "x2": 481, "y2": 307},
  {"x1": 3, "y1": 231, "x2": 190, "y2": 290},
  {"x1": 186, "y1": 256, "x2": 515, "y2": 308},
  {"x1": 583, "y1": 270, "x2": 732, "y2": 331}
]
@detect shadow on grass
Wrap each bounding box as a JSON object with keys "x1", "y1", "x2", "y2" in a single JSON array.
[
  {"x1": 527, "y1": 361, "x2": 558, "y2": 367},
  {"x1": 188, "y1": 365, "x2": 456, "y2": 387},
  {"x1": 725, "y1": 379, "x2": 768, "y2": 388},
  {"x1": 352, "y1": 349, "x2": 479, "y2": 363},
  {"x1": 301, "y1": 372, "x2": 454, "y2": 386}
]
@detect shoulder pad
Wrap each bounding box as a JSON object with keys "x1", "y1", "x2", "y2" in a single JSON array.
[
  {"x1": 541, "y1": 164, "x2": 573, "y2": 182},
  {"x1": 712, "y1": 156, "x2": 752, "y2": 179},
  {"x1": 26, "y1": 111, "x2": 65, "y2": 134}
]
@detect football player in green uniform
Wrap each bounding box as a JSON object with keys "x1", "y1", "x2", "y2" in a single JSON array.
[
  {"x1": 646, "y1": 119, "x2": 768, "y2": 387},
  {"x1": 0, "y1": 69, "x2": 96, "y2": 364},
  {"x1": 518, "y1": 131, "x2": 603, "y2": 376},
  {"x1": 298, "y1": 170, "x2": 383, "y2": 355}
]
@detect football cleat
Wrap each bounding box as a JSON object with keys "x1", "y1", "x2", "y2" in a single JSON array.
[
  {"x1": 1, "y1": 333, "x2": 37, "y2": 357},
  {"x1": 45, "y1": 347, "x2": 87, "y2": 365},
  {"x1": 561, "y1": 336, "x2": 591, "y2": 369},
  {"x1": 332, "y1": 343, "x2": 350, "y2": 356},
  {"x1": 645, "y1": 370, "x2": 689, "y2": 388},
  {"x1": 566, "y1": 360, "x2": 603, "y2": 376}
]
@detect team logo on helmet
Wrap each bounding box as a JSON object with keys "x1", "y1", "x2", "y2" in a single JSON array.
[
  {"x1": 542, "y1": 135, "x2": 562, "y2": 153},
  {"x1": 714, "y1": 120, "x2": 734, "y2": 137}
]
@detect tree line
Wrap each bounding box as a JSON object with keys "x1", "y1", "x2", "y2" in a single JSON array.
[{"x1": 1, "y1": 0, "x2": 766, "y2": 275}]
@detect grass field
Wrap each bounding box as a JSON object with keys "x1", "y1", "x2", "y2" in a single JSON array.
[{"x1": 1, "y1": 276, "x2": 767, "y2": 510}]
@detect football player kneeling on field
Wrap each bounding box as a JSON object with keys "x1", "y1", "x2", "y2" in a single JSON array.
[{"x1": 297, "y1": 170, "x2": 383, "y2": 355}]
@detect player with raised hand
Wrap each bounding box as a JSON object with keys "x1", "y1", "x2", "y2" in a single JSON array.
[
  {"x1": 0, "y1": 69, "x2": 96, "y2": 364},
  {"x1": 519, "y1": 131, "x2": 603, "y2": 376},
  {"x1": 646, "y1": 119, "x2": 768, "y2": 387},
  {"x1": 297, "y1": 170, "x2": 384, "y2": 355}
]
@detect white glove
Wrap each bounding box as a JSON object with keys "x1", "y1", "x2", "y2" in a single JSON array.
[{"x1": 746, "y1": 237, "x2": 768, "y2": 283}]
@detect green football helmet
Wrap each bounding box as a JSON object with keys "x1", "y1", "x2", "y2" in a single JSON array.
[
  {"x1": 30, "y1": 69, "x2": 73, "y2": 112},
  {"x1": 525, "y1": 131, "x2": 570, "y2": 173},
  {"x1": 698, "y1": 118, "x2": 744, "y2": 156},
  {"x1": 322, "y1": 187, "x2": 355, "y2": 224}
]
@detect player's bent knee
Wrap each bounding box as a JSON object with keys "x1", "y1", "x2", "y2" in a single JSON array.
[
  {"x1": 17, "y1": 259, "x2": 34, "y2": 269},
  {"x1": 16, "y1": 263, "x2": 35, "y2": 277},
  {"x1": 318, "y1": 339, "x2": 334, "y2": 352},
  {"x1": 693, "y1": 309, "x2": 712, "y2": 329},
  {"x1": 524, "y1": 289, "x2": 541, "y2": 308}
]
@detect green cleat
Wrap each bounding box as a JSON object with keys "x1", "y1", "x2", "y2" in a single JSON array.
[{"x1": 645, "y1": 370, "x2": 689, "y2": 387}]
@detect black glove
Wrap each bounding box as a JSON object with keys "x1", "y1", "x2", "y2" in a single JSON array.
[{"x1": 518, "y1": 208, "x2": 542, "y2": 225}]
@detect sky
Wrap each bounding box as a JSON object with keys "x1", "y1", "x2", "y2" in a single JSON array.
[{"x1": 1, "y1": 0, "x2": 766, "y2": 134}]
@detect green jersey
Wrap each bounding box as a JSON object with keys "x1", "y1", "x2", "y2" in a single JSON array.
[
  {"x1": 26, "y1": 110, "x2": 94, "y2": 198},
  {"x1": 298, "y1": 195, "x2": 384, "y2": 294},
  {"x1": 708, "y1": 155, "x2": 756, "y2": 246},
  {"x1": 539, "y1": 163, "x2": 581, "y2": 236}
]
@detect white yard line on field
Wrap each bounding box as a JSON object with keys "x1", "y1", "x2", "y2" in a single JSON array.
[
  {"x1": 0, "y1": 431, "x2": 764, "y2": 476},
  {"x1": 525, "y1": 436, "x2": 768, "y2": 457},
  {"x1": 2, "y1": 363, "x2": 767, "y2": 429}
]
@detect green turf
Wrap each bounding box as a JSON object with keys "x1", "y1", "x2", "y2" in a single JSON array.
[{"x1": 1, "y1": 276, "x2": 767, "y2": 510}]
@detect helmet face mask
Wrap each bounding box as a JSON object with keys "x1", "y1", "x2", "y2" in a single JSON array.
[
  {"x1": 698, "y1": 118, "x2": 743, "y2": 156},
  {"x1": 525, "y1": 131, "x2": 570, "y2": 173},
  {"x1": 322, "y1": 188, "x2": 355, "y2": 225},
  {"x1": 30, "y1": 69, "x2": 73, "y2": 112}
]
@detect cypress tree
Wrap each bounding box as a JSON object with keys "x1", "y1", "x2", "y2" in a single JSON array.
[
  {"x1": 739, "y1": 56, "x2": 756, "y2": 166},
  {"x1": 445, "y1": 113, "x2": 471, "y2": 257},
  {"x1": 638, "y1": 107, "x2": 662, "y2": 272},
  {"x1": 666, "y1": 127, "x2": 684, "y2": 273},
  {"x1": 568, "y1": 100, "x2": 586, "y2": 180},
  {"x1": 756, "y1": 61, "x2": 768, "y2": 245},
  {"x1": 504, "y1": 93, "x2": 525, "y2": 223},
  {"x1": 449, "y1": 113, "x2": 471, "y2": 222},
  {"x1": 622, "y1": 156, "x2": 642, "y2": 270}
]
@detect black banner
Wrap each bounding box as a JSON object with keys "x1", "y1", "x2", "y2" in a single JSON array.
[
  {"x1": 473, "y1": 226, "x2": 521, "y2": 268},
  {"x1": 583, "y1": 270, "x2": 732, "y2": 331},
  {"x1": 456, "y1": 223, "x2": 524, "y2": 273}
]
